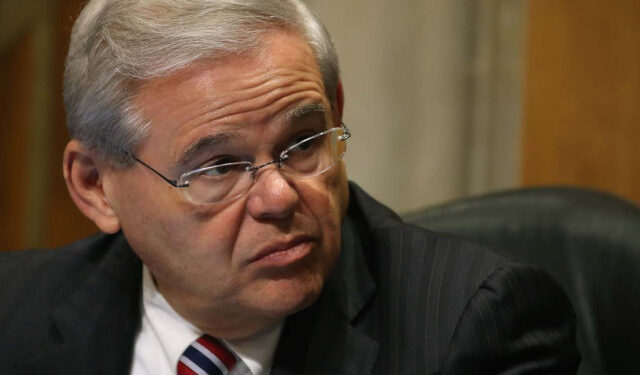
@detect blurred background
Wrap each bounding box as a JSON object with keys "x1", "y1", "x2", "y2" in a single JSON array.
[{"x1": 1, "y1": 0, "x2": 639, "y2": 250}]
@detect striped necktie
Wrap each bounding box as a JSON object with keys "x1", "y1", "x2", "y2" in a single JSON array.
[{"x1": 177, "y1": 334, "x2": 237, "y2": 375}]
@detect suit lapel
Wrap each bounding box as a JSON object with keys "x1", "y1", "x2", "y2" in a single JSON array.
[
  {"x1": 17, "y1": 234, "x2": 142, "y2": 374},
  {"x1": 271, "y1": 207, "x2": 379, "y2": 375}
]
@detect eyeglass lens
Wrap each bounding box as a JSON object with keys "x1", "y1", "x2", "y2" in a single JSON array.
[{"x1": 182, "y1": 127, "x2": 347, "y2": 205}]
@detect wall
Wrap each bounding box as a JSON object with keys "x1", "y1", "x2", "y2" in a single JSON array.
[
  {"x1": 4, "y1": 0, "x2": 639, "y2": 249},
  {"x1": 0, "y1": 0, "x2": 95, "y2": 250},
  {"x1": 522, "y1": 0, "x2": 640, "y2": 204},
  {"x1": 307, "y1": 0, "x2": 526, "y2": 213},
  {"x1": 1, "y1": 0, "x2": 527, "y2": 249}
]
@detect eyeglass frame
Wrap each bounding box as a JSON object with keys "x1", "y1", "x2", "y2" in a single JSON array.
[{"x1": 131, "y1": 122, "x2": 351, "y2": 202}]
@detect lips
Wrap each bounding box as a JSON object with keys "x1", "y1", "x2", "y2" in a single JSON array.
[{"x1": 250, "y1": 235, "x2": 315, "y2": 264}]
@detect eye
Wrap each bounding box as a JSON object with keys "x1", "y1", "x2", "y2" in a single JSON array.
[
  {"x1": 202, "y1": 165, "x2": 230, "y2": 177},
  {"x1": 199, "y1": 157, "x2": 243, "y2": 177},
  {"x1": 289, "y1": 132, "x2": 318, "y2": 152}
]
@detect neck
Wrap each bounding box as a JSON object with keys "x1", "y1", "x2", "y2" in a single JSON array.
[{"x1": 154, "y1": 276, "x2": 286, "y2": 340}]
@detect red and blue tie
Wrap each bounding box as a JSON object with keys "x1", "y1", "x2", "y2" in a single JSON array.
[{"x1": 177, "y1": 334, "x2": 237, "y2": 375}]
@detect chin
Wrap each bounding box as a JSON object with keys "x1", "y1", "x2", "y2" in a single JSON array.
[{"x1": 252, "y1": 273, "x2": 325, "y2": 319}]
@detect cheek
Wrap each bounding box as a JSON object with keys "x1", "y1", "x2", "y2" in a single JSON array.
[
  {"x1": 150, "y1": 201, "x2": 246, "y2": 269},
  {"x1": 310, "y1": 161, "x2": 349, "y2": 222},
  {"x1": 298, "y1": 164, "x2": 348, "y2": 251},
  {"x1": 122, "y1": 203, "x2": 248, "y2": 302},
  {"x1": 111, "y1": 175, "x2": 245, "y2": 281},
  {"x1": 332, "y1": 162, "x2": 350, "y2": 218},
  {"x1": 300, "y1": 179, "x2": 339, "y2": 224}
]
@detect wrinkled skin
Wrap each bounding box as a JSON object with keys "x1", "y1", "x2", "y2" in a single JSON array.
[{"x1": 73, "y1": 30, "x2": 349, "y2": 339}]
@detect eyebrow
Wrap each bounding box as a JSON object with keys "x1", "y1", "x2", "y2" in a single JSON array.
[
  {"x1": 175, "y1": 104, "x2": 327, "y2": 167},
  {"x1": 285, "y1": 103, "x2": 327, "y2": 123},
  {"x1": 176, "y1": 131, "x2": 240, "y2": 167}
]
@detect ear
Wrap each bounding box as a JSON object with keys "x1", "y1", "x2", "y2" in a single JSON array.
[
  {"x1": 335, "y1": 80, "x2": 345, "y2": 120},
  {"x1": 63, "y1": 140, "x2": 121, "y2": 234}
]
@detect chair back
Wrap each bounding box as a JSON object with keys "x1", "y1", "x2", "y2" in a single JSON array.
[{"x1": 404, "y1": 187, "x2": 640, "y2": 375}]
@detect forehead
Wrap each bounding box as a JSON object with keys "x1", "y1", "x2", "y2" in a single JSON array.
[
  {"x1": 135, "y1": 30, "x2": 325, "y2": 128},
  {"x1": 132, "y1": 29, "x2": 328, "y2": 164}
]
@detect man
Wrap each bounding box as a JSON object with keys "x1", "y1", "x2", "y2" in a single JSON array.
[{"x1": 0, "y1": 0, "x2": 579, "y2": 374}]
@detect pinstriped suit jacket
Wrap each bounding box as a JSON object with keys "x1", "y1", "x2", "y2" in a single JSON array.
[
  {"x1": 0, "y1": 183, "x2": 579, "y2": 374},
  {"x1": 271, "y1": 184, "x2": 580, "y2": 374}
]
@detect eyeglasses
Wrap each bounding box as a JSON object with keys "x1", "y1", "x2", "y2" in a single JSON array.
[{"x1": 133, "y1": 123, "x2": 351, "y2": 205}]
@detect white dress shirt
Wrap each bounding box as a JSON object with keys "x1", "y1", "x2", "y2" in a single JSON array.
[{"x1": 131, "y1": 266, "x2": 283, "y2": 375}]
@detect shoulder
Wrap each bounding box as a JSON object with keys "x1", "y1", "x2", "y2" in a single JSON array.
[
  {"x1": 0, "y1": 233, "x2": 126, "y2": 333},
  {"x1": 348, "y1": 182, "x2": 552, "y2": 301},
  {"x1": 348, "y1": 182, "x2": 508, "y2": 286},
  {"x1": 375, "y1": 228, "x2": 579, "y2": 373},
  {"x1": 348, "y1": 181, "x2": 510, "y2": 306},
  {"x1": 365, "y1": 222, "x2": 514, "y2": 339},
  {"x1": 365, "y1": 220, "x2": 510, "y2": 332},
  {"x1": 0, "y1": 233, "x2": 142, "y2": 370},
  {"x1": 348, "y1": 183, "x2": 579, "y2": 373},
  {"x1": 0, "y1": 233, "x2": 121, "y2": 295},
  {"x1": 440, "y1": 257, "x2": 580, "y2": 374}
]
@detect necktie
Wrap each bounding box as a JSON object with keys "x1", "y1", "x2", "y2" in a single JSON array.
[{"x1": 177, "y1": 334, "x2": 237, "y2": 375}]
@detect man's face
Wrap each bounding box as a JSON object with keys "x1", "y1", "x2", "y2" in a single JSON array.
[{"x1": 101, "y1": 30, "x2": 348, "y2": 338}]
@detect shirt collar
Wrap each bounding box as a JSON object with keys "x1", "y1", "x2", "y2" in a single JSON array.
[
  {"x1": 141, "y1": 265, "x2": 283, "y2": 375},
  {"x1": 226, "y1": 322, "x2": 283, "y2": 375}
]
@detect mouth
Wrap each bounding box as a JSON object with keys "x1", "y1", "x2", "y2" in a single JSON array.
[{"x1": 249, "y1": 235, "x2": 315, "y2": 267}]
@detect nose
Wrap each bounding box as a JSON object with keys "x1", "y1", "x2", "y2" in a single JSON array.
[{"x1": 245, "y1": 166, "x2": 299, "y2": 220}]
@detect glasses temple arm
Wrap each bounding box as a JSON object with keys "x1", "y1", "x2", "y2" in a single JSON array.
[{"x1": 132, "y1": 156, "x2": 185, "y2": 188}]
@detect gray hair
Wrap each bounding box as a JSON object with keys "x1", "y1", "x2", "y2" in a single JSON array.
[{"x1": 63, "y1": 0, "x2": 339, "y2": 166}]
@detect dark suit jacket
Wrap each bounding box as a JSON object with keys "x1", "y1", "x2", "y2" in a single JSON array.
[{"x1": 0, "y1": 183, "x2": 579, "y2": 374}]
